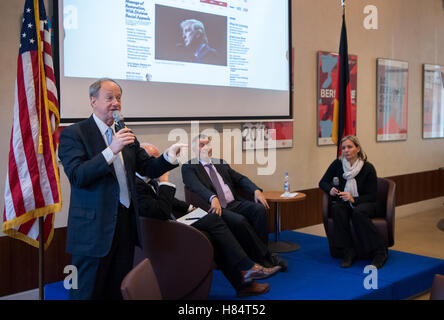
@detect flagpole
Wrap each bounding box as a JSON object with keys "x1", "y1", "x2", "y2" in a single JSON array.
[
  {"x1": 35, "y1": 0, "x2": 45, "y2": 301},
  {"x1": 39, "y1": 216, "x2": 44, "y2": 300}
]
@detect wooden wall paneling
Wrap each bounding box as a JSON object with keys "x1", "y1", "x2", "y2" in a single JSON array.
[
  {"x1": 387, "y1": 169, "x2": 444, "y2": 206},
  {"x1": 0, "y1": 228, "x2": 71, "y2": 297}
]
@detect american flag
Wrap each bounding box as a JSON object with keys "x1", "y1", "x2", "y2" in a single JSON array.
[{"x1": 2, "y1": 0, "x2": 62, "y2": 249}]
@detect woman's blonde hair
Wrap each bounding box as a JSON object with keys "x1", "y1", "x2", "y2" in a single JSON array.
[{"x1": 340, "y1": 135, "x2": 367, "y2": 161}]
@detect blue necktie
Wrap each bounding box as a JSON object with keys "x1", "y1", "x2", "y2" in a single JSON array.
[{"x1": 106, "y1": 127, "x2": 113, "y2": 145}]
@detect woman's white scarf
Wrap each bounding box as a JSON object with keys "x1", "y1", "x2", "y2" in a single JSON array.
[{"x1": 342, "y1": 158, "x2": 364, "y2": 197}]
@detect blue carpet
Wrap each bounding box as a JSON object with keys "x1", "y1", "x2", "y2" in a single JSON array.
[
  {"x1": 44, "y1": 231, "x2": 444, "y2": 300},
  {"x1": 209, "y1": 231, "x2": 444, "y2": 300},
  {"x1": 44, "y1": 281, "x2": 69, "y2": 300}
]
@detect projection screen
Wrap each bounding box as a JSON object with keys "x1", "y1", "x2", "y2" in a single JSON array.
[{"x1": 56, "y1": 0, "x2": 292, "y2": 123}]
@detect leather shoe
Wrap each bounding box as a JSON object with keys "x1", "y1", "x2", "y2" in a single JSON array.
[
  {"x1": 237, "y1": 281, "x2": 270, "y2": 297},
  {"x1": 270, "y1": 253, "x2": 288, "y2": 272},
  {"x1": 241, "y1": 264, "x2": 281, "y2": 283}
]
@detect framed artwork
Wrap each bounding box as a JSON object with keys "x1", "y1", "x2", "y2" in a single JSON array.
[
  {"x1": 241, "y1": 121, "x2": 293, "y2": 150},
  {"x1": 423, "y1": 64, "x2": 444, "y2": 139},
  {"x1": 376, "y1": 58, "x2": 408, "y2": 141},
  {"x1": 317, "y1": 51, "x2": 357, "y2": 146}
]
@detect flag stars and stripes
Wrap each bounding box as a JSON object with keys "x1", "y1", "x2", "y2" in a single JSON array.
[{"x1": 3, "y1": 0, "x2": 61, "y2": 249}]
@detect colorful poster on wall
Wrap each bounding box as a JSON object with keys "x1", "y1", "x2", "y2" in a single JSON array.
[
  {"x1": 242, "y1": 121, "x2": 293, "y2": 150},
  {"x1": 317, "y1": 51, "x2": 357, "y2": 145},
  {"x1": 376, "y1": 59, "x2": 408, "y2": 141},
  {"x1": 423, "y1": 64, "x2": 444, "y2": 139}
]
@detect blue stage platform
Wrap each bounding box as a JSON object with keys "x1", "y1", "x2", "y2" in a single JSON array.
[{"x1": 45, "y1": 231, "x2": 444, "y2": 300}]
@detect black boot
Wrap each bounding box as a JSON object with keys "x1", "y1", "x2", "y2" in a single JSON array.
[
  {"x1": 371, "y1": 248, "x2": 388, "y2": 269},
  {"x1": 262, "y1": 253, "x2": 288, "y2": 272},
  {"x1": 270, "y1": 253, "x2": 288, "y2": 272},
  {"x1": 341, "y1": 248, "x2": 356, "y2": 268}
]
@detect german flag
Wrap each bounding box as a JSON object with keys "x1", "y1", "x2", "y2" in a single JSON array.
[{"x1": 331, "y1": 12, "x2": 353, "y2": 157}]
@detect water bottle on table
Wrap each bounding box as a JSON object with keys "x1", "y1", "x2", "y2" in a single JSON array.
[{"x1": 283, "y1": 172, "x2": 290, "y2": 196}]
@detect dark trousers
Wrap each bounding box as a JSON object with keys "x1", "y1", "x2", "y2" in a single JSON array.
[
  {"x1": 193, "y1": 213, "x2": 253, "y2": 291},
  {"x1": 221, "y1": 200, "x2": 271, "y2": 267},
  {"x1": 70, "y1": 204, "x2": 135, "y2": 300},
  {"x1": 330, "y1": 201, "x2": 384, "y2": 257}
]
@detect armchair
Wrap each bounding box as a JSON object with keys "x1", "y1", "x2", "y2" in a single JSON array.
[
  {"x1": 322, "y1": 177, "x2": 396, "y2": 258},
  {"x1": 134, "y1": 217, "x2": 214, "y2": 300}
]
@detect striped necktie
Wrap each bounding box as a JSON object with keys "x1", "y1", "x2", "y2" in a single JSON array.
[
  {"x1": 106, "y1": 127, "x2": 130, "y2": 208},
  {"x1": 205, "y1": 164, "x2": 228, "y2": 208}
]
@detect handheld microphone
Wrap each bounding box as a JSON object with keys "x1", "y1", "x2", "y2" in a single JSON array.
[
  {"x1": 332, "y1": 177, "x2": 340, "y2": 200},
  {"x1": 112, "y1": 110, "x2": 135, "y2": 147},
  {"x1": 112, "y1": 110, "x2": 126, "y2": 132},
  {"x1": 332, "y1": 177, "x2": 340, "y2": 188}
]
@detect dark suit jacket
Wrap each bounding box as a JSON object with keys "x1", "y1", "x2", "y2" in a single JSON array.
[
  {"x1": 319, "y1": 159, "x2": 378, "y2": 205},
  {"x1": 181, "y1": 158, "x2": 260, "y2": 204},
  {"x1": 135, "y1": 177, "x2": 189, "y2": 220},
  {"x1": 58, "y1": 115, "x2": 177, "y2": 257}
]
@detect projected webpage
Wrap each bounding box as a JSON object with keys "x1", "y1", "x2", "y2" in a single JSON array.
[{"x1": 62, "y1": 0, "x2": 289, "y2": 91}]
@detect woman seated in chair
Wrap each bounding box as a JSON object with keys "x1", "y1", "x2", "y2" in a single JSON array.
[{"x1": 319, "y1": 135, "x2": 388, "y2": 269}]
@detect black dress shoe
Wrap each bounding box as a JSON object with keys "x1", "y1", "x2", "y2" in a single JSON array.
[
  {"x1": 371, "y1": 252, "x2": 388, "y2": 269},
  {"x1": 340, "y1": 249, "x2": 356, "y2": 268},
  {"x1": 270, "y1": 253, "x2": 288, "y2": 272}
]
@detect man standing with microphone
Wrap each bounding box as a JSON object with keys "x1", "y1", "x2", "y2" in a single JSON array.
[{"x1": 58, "y1": 78, "x2": 185, "y2": 299}]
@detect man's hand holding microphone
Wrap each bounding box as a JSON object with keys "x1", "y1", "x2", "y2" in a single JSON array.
[{"x1": 109, "y1": 110, "x2": 188, "y2": 160}]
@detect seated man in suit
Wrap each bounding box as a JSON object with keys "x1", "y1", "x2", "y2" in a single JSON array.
[
  {"x1": 135, "y1": 143, "x2": 281, "y2": 297},
  {"x1": 182, "y1": 134, "x2": 287, "y2": 271}
]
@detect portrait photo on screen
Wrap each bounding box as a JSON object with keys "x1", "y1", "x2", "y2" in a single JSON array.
[{"x1": 155, "y1": 5, "x2": 227, "y2": 66}]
